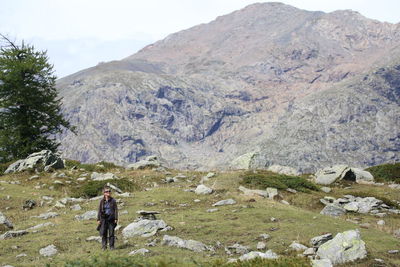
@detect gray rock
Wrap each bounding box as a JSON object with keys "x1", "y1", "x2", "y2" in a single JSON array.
[
  {"x1": 226, "y1": 243, "x2": 250, "y2": 255},
  {"x1": 393, "y1": 229, "x2": 400, "y2": 239},
  {"x1": 230, "y1": 152, "x2": 258, "y2": 169},
  {"x1": 28, "y1": 175, "x2": 40, "y2": 181},
  {"x1": 206, "y1": 208, "x2": 219, "y2": 213},
  {"x1": 320, "y1": 204, "x2": 346, "y2": 217},
  {"x1": 5, "y1": 150, "x2": 64, "y2": 174},
  {"x1": 27, "y1": 222, "x2": 55, "y2": 230},
  {"x1": 266, "y1": 188, "x2": 278, "y2": 199},
  {"x1": 377, "y1": 220, "x2": 385, "y2": 225},
  {"x1": 388, "y1": 249, "x2": 399, "y2": 254},
  {"x1": 238, "y1": 186, "x2": 268, "y2": 198},
  {"x1": 91, "y1": 172, "x2": 116, "y2": 181},
  {"x1": 70, "y1": 204, "x2": 82, "y2": 211},
  {"x1": 239, "y1": 250, "x2": 279, "y2": 261},
  {"x1": 267, "y1": 165, "x2": 300, "y2": 176},
  {"x1": 310, "y1": 233, "x2": 333, "y2": 247},
  {"x1": 320, "y1": 187, "x2": 332, "y2": 193},
  {"x1": 32, "y1": 212, "x2": 59, "y2": 220},
  {"x1": 23, "y1": 199, "x2": 37, "y2": 210},
  {"x1": 289, "y1": 241, "x2": 308, "y2": 251},
  {"x1": 16, "y1": 253, "x2": 27, "y2": 258},
  {"x1": 106, "y1": 183, "x2": 122, "y2": 193},
  {"x1": 0, "y1": 212, "x2": 13, "y2": 230},
  {"x1": 161, "y1": 235, "x2": 213, "y2": 252},
  {"x1": 129, "y1": 248, "x2": 150, "y2": 255},
  {"x1": 0, "y1": 230, "x2": 28, "y2": 240},
  {"x1": 343, "y1": 202, "x2": 359, "y2": 212},
  {"x1": 122, "y1": 219, "x2": 169, "y2": 238},
  {"x1": 39, "y1": 244, "x2": 58, "y2": 257},
  {"x1": 258, "y1": 233, "x2": 271, "y2": 240},
  {"x1": 256, "y1": 242, "x2": 266, "y2": 250},
  {"x1": 303, "y1": 247, "x2": 316, "y2": 256},
  {"x1": 316, "y1": 229, "x2": 367, "y2": 265},
  {"x1": 75, "y1": 210, "x2": 97, "y2": 221},
  {"x1": 315, "y1": 165, "x2": 350, "y2": 185},
  {"x1": 86, "y1": 236, "x2": 101, "y2": 243},
  {"x1": 388, "y1": 184, "x2": 400, "y2": 190},
  {"x1": 351, "y1": 168, "x2": 374, "y2": 183},
  {"x1": 195, "y1": 184, "x2": 213, "y2": 195},
  {"x1": 311, "y1": 259, "x2": 333, "y2": 267},
  {"x1": 126, "y1": 155, "x2": 161, "y2": 170},
  {"x1": 212, "y1": 199, "x2": 236, "y2": 206}
]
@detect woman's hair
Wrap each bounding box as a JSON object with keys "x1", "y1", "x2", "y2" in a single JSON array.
[{"x1": 103, "y1": 186, "x2": 111, "y2": 192}]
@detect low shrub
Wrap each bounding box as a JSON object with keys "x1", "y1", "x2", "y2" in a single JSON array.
[
  {"x1": 240, "y1": 171, "x2": 319, "y2": 193},
  {"x1": 0, "y1": 161, "x2": 14, "y2": 175},
  {"x1": 365, "y1": 163, "x2": 400, "y2": 183},
  {"x1": 71, "y1": 178, "x2": 139, "y2": 198},
  {"x1": 64, "y1": 159, "x2": 122, "y2": 173}
]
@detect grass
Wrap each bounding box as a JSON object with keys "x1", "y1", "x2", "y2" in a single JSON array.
[
  {"x1": 70, "y1": 178, "x2": 140, "y2": 198},
  {"x1": 62, "y1": 254, "x2": 311, "y2": 267},
  {"x1": 240, "y1": 171, "x2": 319, "y2": 192},
  {"x1": 64, "y1": 159, "x2": 123, "y2": 173},
  {"x1": 366, "y1": 163, "x2": 400, "y2": 183},
  {"x1": 0, "y1": 168, "x2": 399, "y2": 267}
]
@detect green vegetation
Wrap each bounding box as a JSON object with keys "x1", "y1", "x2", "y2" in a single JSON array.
[
  {"x1": 0, "y1": 168, "x2": 399, "y2": 267},
  {"x1": 62, "y1": 254, "x2": 311, "y2": 267},
  {"x1": 240, "y1": 171, "x2": 319, "y2": 192},
  {"x1": 64, "y1": 159, "x2": 122, "y2": 173},
  {"x1": 71, "y1": 178, "x2": 139, "y2": 198},
  {"x1": 366, "y1": 162, "x2": 400, "y2": 183},
  {"x1": 0, "y1": 161, "x2": 13, "y2": 175},
  {"x1": 0, "y1": 35, "x2": 74, "y2": 163}
]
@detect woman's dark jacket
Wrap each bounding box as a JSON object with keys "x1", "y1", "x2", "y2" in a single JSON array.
[{"x1": 97, "y1": 197, "x2": 118, "y2": 222}]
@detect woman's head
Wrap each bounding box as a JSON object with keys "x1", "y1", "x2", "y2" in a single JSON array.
[{"x1": 103, "y1": 186, "x2": 111, "y2": 197}]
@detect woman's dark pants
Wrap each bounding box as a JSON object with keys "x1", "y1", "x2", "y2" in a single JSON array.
[{"x1": 100, "y1": 216, "x2": 115, "y2": 249}]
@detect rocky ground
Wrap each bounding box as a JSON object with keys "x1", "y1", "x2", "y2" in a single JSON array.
[{"x1": 0, "y1": 154, "x2": 399, "y2": 266}]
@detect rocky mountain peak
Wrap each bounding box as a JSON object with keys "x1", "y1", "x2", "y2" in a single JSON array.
[{"x1": 57, "y1": 3, "x2": 400, "y2": 171}]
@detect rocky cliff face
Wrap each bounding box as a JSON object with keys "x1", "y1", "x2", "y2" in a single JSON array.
[{"x1": 57, "y1": 2, "x2": 400, "y2": 171}]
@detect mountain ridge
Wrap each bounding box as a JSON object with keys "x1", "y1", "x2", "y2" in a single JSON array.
[{"x1": 57, "y1": 2, "x2": 400, "y2": 172}]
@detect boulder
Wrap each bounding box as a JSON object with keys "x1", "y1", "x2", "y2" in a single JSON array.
[
  {"x1": 22, "y1": 199, "x2": 36, "y2": 210},
  {"x1": 212, "y1": 199, "x2": 236, "y2": 206},
  {"x1": 39, "y1": 244, "x2": 58, "y2": 257},
  {"x1": 256, "y1": 242, "x2": 266, "y2": 250},
  {"x1": 315, "y1": 165, "x2": 374, "y2": 185},
  {"x1": 91, "y1": 172, "x2": 116, "y2": 181},
  {"x1": 314, "y1": 165, "x2": 350, "y2": 185},
  {"x1": 122, "y1": 219, "x2": 169, "y2": 238},
  {"x1": 267, "y1": 165, "x2": 300, "y2": 176},
  {"x1": 238, "y1": 186, "x2": 268, "y2": 198},
  {"x1": 266, "y1": 188, "x2": 278, "y2": 199},
  {"x1": 230, "y1": 152, "x2": 258, "y2": 169},
  {"x1": 75, "y1": 210, "x2": 97, "y2": 221},
  {"x1": 195, "y1": 184, "x2": 213, "y2": 195},
  {"x1": 0, "y1": 212, "x2": 13, "y2": 231},
  {"x1": 239, "y1": 250, "x2": 279, "y2": 261},
  {"x1": 126, "y1": 155, "x2": 161, "y2": 170},
  {"x1": 320, "y1": 204, "x2": 346, "y2": 217},
  {"x1": 316, "y1": 229, "x2": 367, "y2": 265},
  {"x1": 161, "y1": 235, "x2": 213, "y2": 252},
  {"x1": 351, "y1": 168, "x2": 374, "y2": 183},
  {"x1": 5, "y1": 150, "x2": 64, "y2": 173},
  {"x1": 70, "y1": 204, "x2": 82, "y2": 211}
]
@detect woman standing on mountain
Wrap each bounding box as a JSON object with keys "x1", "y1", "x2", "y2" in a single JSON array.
[{"x1": 97, "y1": 186, "x2": 118, "y2": 250}]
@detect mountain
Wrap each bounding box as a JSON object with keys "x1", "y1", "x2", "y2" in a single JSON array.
[{"x1": 57, "y1": 2, "x2": 400, "y2": 172}]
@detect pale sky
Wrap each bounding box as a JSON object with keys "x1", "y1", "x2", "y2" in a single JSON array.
[{"x1": 1, "y1": 0, "x2": 399, "y2": 78}]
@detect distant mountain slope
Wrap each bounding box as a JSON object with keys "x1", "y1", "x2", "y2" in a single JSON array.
[{"x1": 57, "y1": 2, "x2": 400, "y2": 171}]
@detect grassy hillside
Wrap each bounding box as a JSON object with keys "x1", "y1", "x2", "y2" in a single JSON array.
[{"x1": 0, "y1": 164, "x2": 399, "y2": 266}]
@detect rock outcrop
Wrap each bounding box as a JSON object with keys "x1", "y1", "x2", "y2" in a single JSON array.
[{"x1": 5, "y1": 150, "x2": 64, "y2": 173}]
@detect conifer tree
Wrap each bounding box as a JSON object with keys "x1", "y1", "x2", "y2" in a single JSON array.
[{"x1": 0, "y1": 35, "x2": 74, "y2": 162}]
